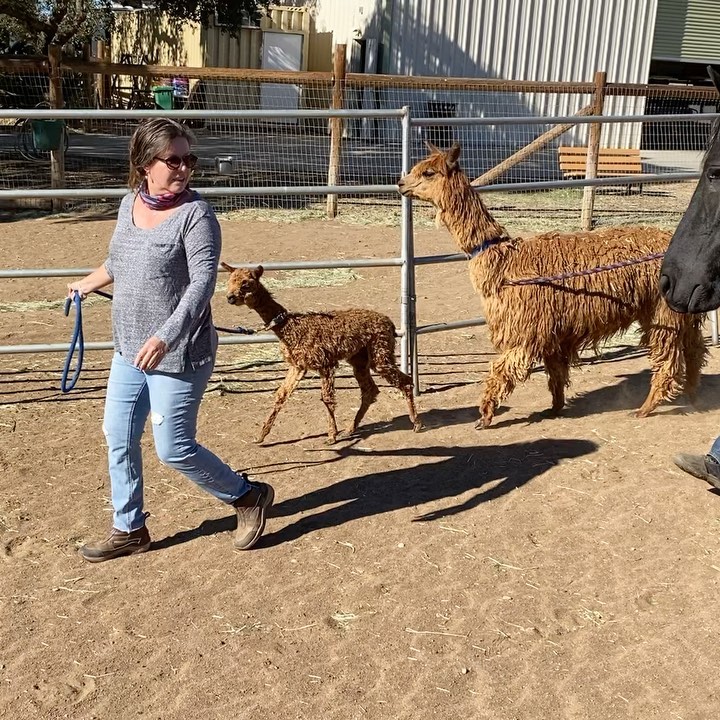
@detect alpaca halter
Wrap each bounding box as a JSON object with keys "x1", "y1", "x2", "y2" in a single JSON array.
[
  {"x1": 138, "y1": 181, "x2": 196, "y2": 210},
  {"x1": 264, "y1": 312, "x2": 289, "y2": 330},
  {"x1": 468, "y1": 235, "x2": 507, "y2": 258}
]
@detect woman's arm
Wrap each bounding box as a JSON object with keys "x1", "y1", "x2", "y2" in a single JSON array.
[{"x1": 67, "y1": 264, "x2": 113, "y2": 299}]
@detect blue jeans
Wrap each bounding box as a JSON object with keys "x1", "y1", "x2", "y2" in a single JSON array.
[
  {"x1": 709, "y1": 439, "x2": 720, "y2": 470},
  {"x1": 103, "y1": 352, "x2": 250, "y2": 532}
]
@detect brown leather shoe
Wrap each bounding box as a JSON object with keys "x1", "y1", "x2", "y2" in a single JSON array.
[
  {"x1": 79, "y1": 526, "x2": 151, "y2": 563},
  {"x1": 673, "y1": 453, "x2": 720, "y2": 490},
  {"x1": 233, "y1": 482, "x2": 274, "y2": 550}
]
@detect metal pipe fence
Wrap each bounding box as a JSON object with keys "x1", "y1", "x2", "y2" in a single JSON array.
[{"x1": 0, "y1": 106, "x2": 710, "y2": 391}]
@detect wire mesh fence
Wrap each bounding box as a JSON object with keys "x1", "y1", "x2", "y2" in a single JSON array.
[{"x1": 0, "y1": 58, "x2": 716, "y2": 216}]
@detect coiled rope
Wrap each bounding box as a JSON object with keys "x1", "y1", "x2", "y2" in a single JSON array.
[{"x1": 61, "y1": 290, "x2": 255, "y2": 392}]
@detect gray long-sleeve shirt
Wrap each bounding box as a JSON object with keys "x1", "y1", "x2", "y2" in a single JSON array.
[{"x1": 104, "y1": 193, "x2": 221, "y2": 373}]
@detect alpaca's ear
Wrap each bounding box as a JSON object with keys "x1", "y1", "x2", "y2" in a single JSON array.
[
  {"x1": 220, "y1": 261, "x2": 235, "y2": 273},
  {"x1": 424, "y1": 140, "x2": 441, "y2": 155},
  {"x1": 252, "y1": 265, "x2": 264, "y2": 279},
  {"x1": 446, "y1": 143, "x2": 461, "y2": 169}
]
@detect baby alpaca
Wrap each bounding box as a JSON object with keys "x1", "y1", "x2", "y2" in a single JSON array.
[{"x1": 222, "y1": 263, "x2": 422, "y2": 443}]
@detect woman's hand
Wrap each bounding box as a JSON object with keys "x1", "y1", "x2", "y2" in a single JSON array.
[
  {"x1": 67, "y1": 282, "x2": 88, "y2": 299},
  {"x1": 134, "y1": 336, "x2": 170, "y2": 371},
  {"x1": 67, "y1": 266, "x2": 112, "y2": 300}
]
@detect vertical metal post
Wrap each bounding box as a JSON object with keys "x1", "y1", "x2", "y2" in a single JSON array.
[{"x1": 399, "y1": 105, "x2": 416, "y2": 383}]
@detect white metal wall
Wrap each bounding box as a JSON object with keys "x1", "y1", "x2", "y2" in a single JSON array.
[
  {"x1": 382, "y1": 0, "x2": 658, "y2": 147},
  {"x1": 311, "y1": 0, "x2": 377, "y2": 50}
]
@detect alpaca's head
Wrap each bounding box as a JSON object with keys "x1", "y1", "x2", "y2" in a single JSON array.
[
  {"x1": 222, "y1": 263, "x2": 265, "y2": 308},
  {"x1": 398, "y1": 142, "x2": 465, "y2": 206}
]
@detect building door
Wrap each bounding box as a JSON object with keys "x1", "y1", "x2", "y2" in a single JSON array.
[{"x1": 260, "y1": 31, "x2": 303, "y2": 119}]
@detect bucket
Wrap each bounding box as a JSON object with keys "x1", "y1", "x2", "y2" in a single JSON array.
[
  {"x1": 215, "y1": 156, "x2": 234, "y2": 175},
  {"x1": 31, "y1": 119, "x2": 65, "y2": 151},
  {"x1": 152, "y1": 85, "x2": 174, "y2": 110}
]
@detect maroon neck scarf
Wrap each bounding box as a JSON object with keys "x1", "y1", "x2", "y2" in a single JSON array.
[{"x1": 138, "y1": 180, "x2": 195, "y2": 210}]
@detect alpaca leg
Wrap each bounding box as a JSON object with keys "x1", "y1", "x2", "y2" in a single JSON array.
[
  {"x1": 372, "y1": 346, "x2": 422, "y2": 432},
  {"x1": 320, "y1": 370, "x2": 339, "y2": 443},
  {"x1": 543, "y1": 353, "x2": 571, "y2": 414},
  {"x1": 257, "y1": 366, "x2": 306, "y2": 443},
  {"x1": 682, "y1": 317, "x2": 708, "y2": 402},
  {"x1": 636, "y1": 313, "x2": 685, "y2": 418},
  {"x1": 347, "y1": 350, "x2": 380, "y2": 434},
  {"x1": 479, "y1": 347, "x2": 535, "y2": 428}
]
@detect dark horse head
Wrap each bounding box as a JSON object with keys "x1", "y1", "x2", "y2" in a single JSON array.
[{"x1": 660, "y1": 66, "x2": 720, "y2": 313}]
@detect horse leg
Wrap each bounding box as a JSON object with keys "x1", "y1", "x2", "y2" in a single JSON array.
[
  {"x1": 258, "y1": 365, "x2": 306, "y2": 443},
  {"x1": 479, "y1": 346, "x2": 535, "y2": 428},
  {"x1": 543, "y1": 352, "x2": 571, "y2": 414},
  {"x1": 682, "y1": 316, "x2": 708, "y2": 402},
  {"x1": 347, "y1": 349, "x2": 379, "y2": 435},
  {"x1": 319, "y1": 369, "x2": 339, "y2": 443}
]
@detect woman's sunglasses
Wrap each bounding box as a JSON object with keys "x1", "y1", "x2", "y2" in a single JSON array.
[{"x1": 153, "y1": 153, "x2": 198, "y2": 170}]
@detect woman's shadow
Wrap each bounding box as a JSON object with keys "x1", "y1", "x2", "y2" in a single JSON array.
[{"x1": 154, "y1": 437, "x2": 597, "y2": 550}]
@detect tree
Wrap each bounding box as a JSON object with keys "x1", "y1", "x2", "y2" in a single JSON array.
[
  {"x1": 0, "y1": 0, "x2": 112, "y2": 54},
  {"x1": 153, "y1": 0, "x2": 271, "y2": 33},
  {"x1": 0, "y1": 0, "x2": 271, "y2": 54}
]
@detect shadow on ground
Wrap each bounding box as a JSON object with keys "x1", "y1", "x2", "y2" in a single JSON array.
[{"x1": 153, "y1": 437, "x2": 597, "y2": 550}]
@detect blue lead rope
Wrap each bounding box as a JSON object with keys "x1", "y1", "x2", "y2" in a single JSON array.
[
  {"x1": 60, "y1": 288, "x2": 253, "y2": 393},
  {"x1": 60, "y1": 292, "x2": 84, "y2": 393},
  {"x1": 60, "y1": 289, "x2": 113, "y2": 393}
]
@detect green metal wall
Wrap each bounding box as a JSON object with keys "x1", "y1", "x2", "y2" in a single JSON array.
[{"x1": 652, "y1": 0, "x2": 720, "y2": 61}]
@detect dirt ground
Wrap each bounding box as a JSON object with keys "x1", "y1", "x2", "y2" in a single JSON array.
[{"x1": 2, "y1": 199, "x2": 720, "y2": 720}]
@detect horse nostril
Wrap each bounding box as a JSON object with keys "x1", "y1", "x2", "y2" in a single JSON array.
[{"x1": 659, "y1": 273, "x2": 672, "y2": 296}]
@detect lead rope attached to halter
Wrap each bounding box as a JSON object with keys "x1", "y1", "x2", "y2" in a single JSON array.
[
  {"x1": 61, "y1": 290, "x2": 256, "y2": 392},
  {"x1": 503, "y1": 251, "x2": 666, "y2": 286}
]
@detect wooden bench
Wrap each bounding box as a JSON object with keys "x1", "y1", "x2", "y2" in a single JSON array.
[{"x1": 558, "y1": 146, "x2": 643, "y2": 193}]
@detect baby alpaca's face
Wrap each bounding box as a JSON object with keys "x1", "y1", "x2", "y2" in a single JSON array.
[{"x1": 223, "y1": 264, "x2": 264, "y2": 308}]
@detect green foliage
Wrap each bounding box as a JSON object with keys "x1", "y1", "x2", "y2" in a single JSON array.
[
  {"x1": 153, "y1": 0, "x2": 271, "y2": 34},
  {"x1": 0, "y1": 0, "x2": 271, "y2": 52},
  {"x1": 0, "y1": 0, "x2": 114, "y2": 53}
]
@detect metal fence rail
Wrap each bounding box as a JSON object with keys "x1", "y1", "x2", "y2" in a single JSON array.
[{"x1": 0, "y1": 106, "x2": 709, "y2": 393}]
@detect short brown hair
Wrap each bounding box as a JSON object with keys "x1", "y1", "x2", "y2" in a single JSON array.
[{"x1": 128, "y1": 118, "x2": 195, "y2": 190}]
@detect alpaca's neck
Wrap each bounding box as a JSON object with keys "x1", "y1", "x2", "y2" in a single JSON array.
[
  {"x1": 248, "y1": 285, "x2": 288, "y2": 330},
  {"x1": 437, "y1": 175, "x2": 506, "y2": 255}
]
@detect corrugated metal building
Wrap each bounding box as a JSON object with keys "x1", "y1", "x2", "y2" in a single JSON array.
[
  {"x1": 652, "y1": 0, "x2": 720, "y2": 65},
  {"x1": 307, "y1": 0, "x2": 661, "y2": 147},
  {"x1": 108, "y1": 1, "x2": 720, "y2": 149},
  {"x1": 310, "y1": 0, "x2": 720, "y2": 80}
]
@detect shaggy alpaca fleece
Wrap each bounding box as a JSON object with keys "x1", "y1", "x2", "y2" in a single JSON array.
[
  {"x1": 222, "y1": 263, "x2": 422, "y2": 443},
  {"x1": 398, "y1": 143, "x2": 706, "y2": 428}
]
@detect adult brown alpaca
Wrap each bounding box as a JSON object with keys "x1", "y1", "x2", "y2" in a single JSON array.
[
  {"x1": 222, "y1": 263, "x2": 422, "y2": 443},
  {"x1": 398, "y1": 143, "x2": 706, "y2": 428}
]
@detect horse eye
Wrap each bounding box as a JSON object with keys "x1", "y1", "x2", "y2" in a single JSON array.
[
  {"x1": 706, "y1": 166, "x2": 720, "y2": 180},
  {"x1": 422, "y1": 169, "x2": 436, "y2": 177}
]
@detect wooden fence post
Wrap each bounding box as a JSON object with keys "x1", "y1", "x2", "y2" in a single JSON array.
[
  {"x1": 326, "y1": 44, "x2": 346, "y2": 218},
  {"x1": 580, "y1": 71, "x2": 607, "y2": 231},
  {"x1": 48, "y1": 44, "x2": 65, "y2": 213}
]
